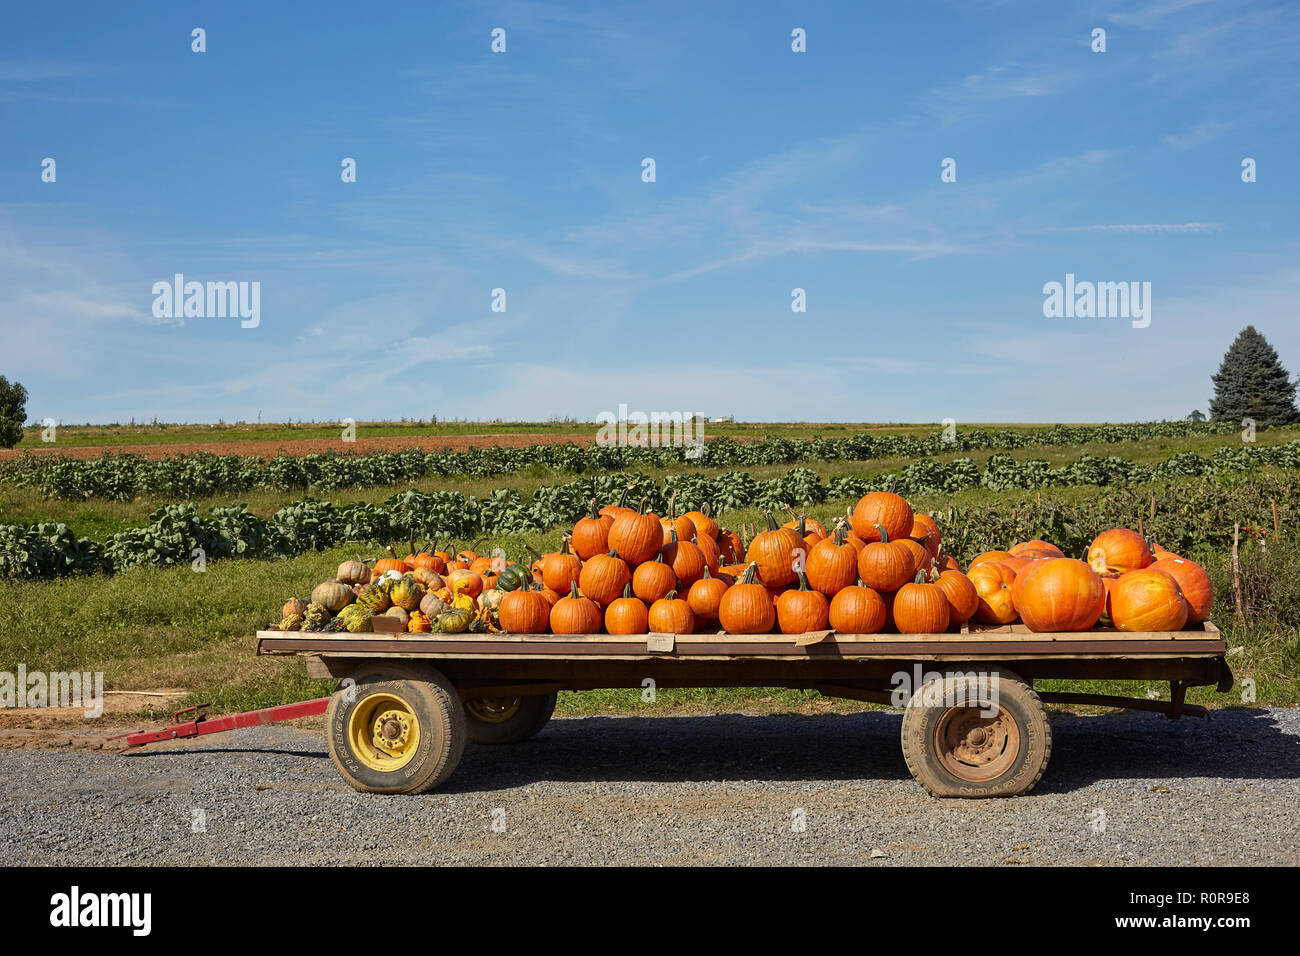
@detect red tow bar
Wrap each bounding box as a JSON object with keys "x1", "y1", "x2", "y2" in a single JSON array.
[{"x1": 114, "y1": 697, "x2": 331, "y2": 748}]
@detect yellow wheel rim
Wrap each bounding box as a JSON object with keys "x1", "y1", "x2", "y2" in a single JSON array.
[
  {"x1": 465, "y1": 696, "x2": 523, "y2": 723},
  {"x1": 348, "y1": 692, "x2": 421, "y2": 772}
]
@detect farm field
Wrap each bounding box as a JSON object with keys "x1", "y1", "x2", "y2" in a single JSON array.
[{"x1": 2, "y1": 419, "x2": 1297, "y2": 738}]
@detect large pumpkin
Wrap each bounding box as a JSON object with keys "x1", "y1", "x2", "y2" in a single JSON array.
[
  {"x1": 828, "y1": 582, "x2": 887, "y2": 634},
  {"x1": 745, "y1": 512, "x2": 804, "y2": 588},
  {"x1": 967, "y1": 562, "x2": 1018, "y2": 625},
  {"x1": 1088, "y1": 528, "x2": 1154, "y2": 575},
  {"x1": 775, "y1": 572, "x2": 830, "y2": 635},
  {"x1": 850, "y1": 491, "x2": 913, "y2": 543},
  {"x1": 1149, "y1": 557, "x2": 1213, "y2": 623},
  {"x1": 1009, "y1": 539, "x2": 1064, "y2": 558},
  {"x1": 682, "y1": 503, "x2": 719, "y2": 541},
  {"x1": 718, "y1": 563, "x2": 775, "y2": 634},
  {"x1": 969, "y1": 550, "x2": 1014, "y2": 567},
  {"x1": 1015, "y1": 558, "x2": 1105, "y2": 632},
  {"x1": 336, "y1": 560, "x2": 370, "y2": 586},
  {"x1": 1109, "y1": 568, "x2": 1189, "y2": 632}
]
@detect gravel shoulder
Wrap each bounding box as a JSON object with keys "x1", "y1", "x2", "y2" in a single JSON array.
[{"x1": 2, "y1": 708, "x2": 1297, "y2": 866}]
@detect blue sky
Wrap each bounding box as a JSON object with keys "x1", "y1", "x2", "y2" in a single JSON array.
[{"x1": 1, "y1": 0, "x2": 1297, "y2": 425}]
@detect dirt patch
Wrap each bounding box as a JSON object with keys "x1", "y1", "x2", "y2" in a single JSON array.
[
  {"x1": 0, "y1": 689, "x2": 186, "y2": 751},
  {"x1": 0, "y1": 433, "x2": 607, "y2": 462}
]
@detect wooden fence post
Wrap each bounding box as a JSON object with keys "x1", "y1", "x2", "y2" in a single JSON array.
[{"x1": 1232, "y1": 522, "x2": 1245, "y2": 625}]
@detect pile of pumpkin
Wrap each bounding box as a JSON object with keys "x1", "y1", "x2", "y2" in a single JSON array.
[
  {"x1": 269, "y1": 490, "x2": 1214, "y2": 636},
  {"x1": 269, "y1": 544, "x2": 525, "y2": 635}
]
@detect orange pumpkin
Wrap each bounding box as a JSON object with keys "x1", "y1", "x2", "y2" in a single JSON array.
[
  {"x1": 572, "y1": 501, "x2": 614, "y2": 561},
  {"x1": 718, "y1": 563, "x2": 776, "y2": 634},
  {"x1": 662, "y1": 528, "x2": 706, "y2": 587},
  {"x1": 804, "y1": 522, "x2": 859, "y2": 597},
  {"x1": 745, "y1": 512, "x2": 804, "y2": 588},
  {"x1": 579, "y1": 551, "x2": 632, "y2": 607},
  {"x1": 687, "y1": 566, "x2": 728, "y2": 625},
  {"x1": 1088, "y1": 528, "x2": 1154, "y2": 575},
  {"x1": 856, "y1": 525, "x2": 915, "y2": 593},
  {"x1": 1149, "y1": 557, "x2": 1213, "y2": 623},
  {"x1": 1009, "y1": 539, "x2": 1064, "y2": 558},
  {"x1": 1015, "y1": 558, "x2": 1105, "y2": 632},
  {"x1": 934, "y1": 569, "x2": 979, "y2": 625},
  {"x1": 445, "y1": 568, "x2": 483, "y2": 598},
  {"x1": 682, "y1": 503, "x2": 719, "y2": 541},
  {"x1": 498, "y1": 582, "x2": 552, "y2": 634},
  {"x1": 775, "y1": 572, "x2": 830, "y2": 634},
  {"x1": 632, "y1": 552, "x2": 676, "y2": 603},
  {"x1": 892, "y1": 572, "x2": 951, "y2": 634},
  {"x1": 969, "y1": 550, "x2": 1014, "y2": 567},
  {"x1": 605, "y1": 584, "x2": 649, "y2": 635},
  {"x1": 1110, "y1": 568, "x2": 1189, "y2": 632},
  {"x1": 549, "y1": 583, "x2": 603, "y2": 634},
  {"x1": 968, "y1": 562, "x2": 1018, "y2": 625},
  {"x1": 909, "y1": 514, "x2": 942, "y2": 557},
  {"x1": 850, "y1": 491, "x2": 913, "y2": 543},
  {"x1": 828, "y1": 581, "x2": 887, "y2": 634},
  {"x1": 539, "y1": 545, "x2": 581, "y2": 594},
  {"x1": 608, "y1": 502, "x2": 663, "y2": 566},
  {"x1": 648, "y1": 591, "x2": 695, "y2": 635}
]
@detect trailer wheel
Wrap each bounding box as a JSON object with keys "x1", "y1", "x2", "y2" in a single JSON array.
[
  {"x1": 464, "y1": 693, "x2": 557, "y2": 745},
  {"x1": 900, "y1": 669, "x2": 1051, "y2": 798},
  {"x1": 325, "y1": 664, "x2": 465, "y2": 794}
]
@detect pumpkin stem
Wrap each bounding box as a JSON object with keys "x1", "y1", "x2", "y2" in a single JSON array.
[
  {"x1": 637, "y1": 496, "x2": 649, "y2": 515},
  {"x1": 700, "y1": 565, "x2": 713, "y2": 580},
  {"x1": 739, "y1": 561, "x2": 759, "y2": 586},
  {"x1": 568, "y1": 581, "x2": 581, "y2": 600},
  {"x1": 469, "y1": 537, "x2": 487, "y2": 554},
  {"x1": 621, "y1": 582, "x2": 634, "y2": 599},
  {"x1": 664, "y1": 590, "x2": 677, "y2": 601},
  {"x1": 763, "y1": 511, "x2": 780, "y2": 532},
  {"x1": 523, "y1": 543, "x2": 544, "y2": 562},
  {"x1": 560, "y1": 531, "x2": 573, "y2": 555},
  {"x1": 702, "y1": 502, "x2": 713, "y2": 519},
  {"x1": 587, "y1": 498, "x2": 600, "y2": 520},
  {"x1": 617, "y1": 483, "x2": 633, "y2": 509},
  {"x1": 832, "y1": 521, "x2": 848, "y2": 547},
  {"x1": 668, "y1": 491, "x2": 677, "y2": 521},
  {"x1": 874, "y1": 523, "x2": 890, "y2": 544},
  {"x1": 796, "y1": 570, "x2": 810, "y2": 591}
]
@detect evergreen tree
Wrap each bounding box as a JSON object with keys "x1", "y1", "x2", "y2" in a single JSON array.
[
  {"x1": 1187, "y1": 409, "x2": 1206, "y2": 422},
  {"x1": 0, "y1": 376, "x2": 28, "y2": 449},
  {"x1": 1209, "y1": 326, "x2": 1299, "y2": 425}
]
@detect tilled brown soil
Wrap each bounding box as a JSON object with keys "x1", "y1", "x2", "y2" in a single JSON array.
[{"x1": 0, "y1": 432, "x2": 604, "y2": 462}]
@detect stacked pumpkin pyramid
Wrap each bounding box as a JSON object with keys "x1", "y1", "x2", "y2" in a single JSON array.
[{"x1": 270, "y1": 489, "x2": 1214, "y2": 637}]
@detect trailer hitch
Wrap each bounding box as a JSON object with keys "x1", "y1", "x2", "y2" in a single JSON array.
[{"x1": 112, "y1": 697, "x2": 331, "y2": 749}]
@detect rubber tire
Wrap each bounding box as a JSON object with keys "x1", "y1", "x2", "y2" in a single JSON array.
[
  {"x1": 325, "y1": 663, "x2": 466, "y2": 795},
  {"x1": 900, "y1": 669, "x2": 1051, "y2": 798},
  {"x1": 464, "y1": 693, "x2": 557, "y2": 745}
]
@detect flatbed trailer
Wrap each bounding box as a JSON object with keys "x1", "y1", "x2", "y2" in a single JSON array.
[{"x1": 248, "y1": 620, "x2": 1231, "y2": 798}]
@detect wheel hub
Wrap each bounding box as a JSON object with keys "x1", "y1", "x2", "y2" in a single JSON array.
[{"x1": 935, "y1": 703, "x2": 1020, "y2": 781}]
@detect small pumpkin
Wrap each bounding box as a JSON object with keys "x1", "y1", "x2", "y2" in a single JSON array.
[
  {"x1": 550, "y1": 582, "x2": 602, "y2": 635},
  {"x1": 605, "y1": 584, "x2": 649, "y2": 635},
  {"x1": 718, "y1": 563, "x2": 776, "y2": 634},
  {"x1": 537, "y1": 540, "x2": 582, "y2": 594},
  {"x1": 407, "y1": 610, "x2": 433, "y2": 633},
  {"x1": 745, "y1": 511, "x2": 803, "y2": 588},
  {"x1": 336, "y1": 560, "x2": 370, "y2": 586},
  {"x1": 934, "y1": 570, "x2": 980, "y2": 625},
  {"x1": 494, "y1": 562, "x2": 532, "y2": 593},
  {"x1": 828, "y1": 580, "x2": 887, "y2": 634},
  {"x1": 608, "y1": 499, "x2": 664, "y2": 565},
  {"x1": 687, "y1": 565, "x2": 728, "y2": 625},
  {"x1": 775, "y1": 572, "x2": 830, "y2": 635},
  {"x1": 498, "y1": 582, "x2": 552, "y2": 634},
  {"x1": 648, "y1": 590, "x2": 695, "y2": 635},
  {"x1": 281, "y1": 597, "x2": 309, "y2": 619},
  {"x1": 805, "y1": 521, "x2": 858, "y2": 597},
  {"x1": 389, "y1": 576, "x2": 426, "y2": 612},
  {"x1": 856, "y1": 525, "x2": 915, "y2": 593},
  {"x1": 909, "y1": 514, "x2": 942, "y2": 557},
  {"x1": 892, "y1": 571, "x2": 951, "y2": 634},
  {"x1": 662, "y1": 527, "x2": 705, "y2": 587},
  {"x1": 419, "y1": 592, "x2": 449, "y2": 620},
  {"x1": 682, "y1": 502, "x2": 719, "y2": 541},
  {"x1": 436, "y1": 607, "x2": 474, "y2": 634},
  {"x1": 850, "y1": 491, "x2": 913, "y2": 543},
  {"x1": 632, "y1": 550, "x2": 677, "y2": 603},
  {"x1": 579, "y1": 551, "x2": 632, "y2": 607},
  {"x1": 572, "y1": 499, "x2": 614, "y2": 561}
]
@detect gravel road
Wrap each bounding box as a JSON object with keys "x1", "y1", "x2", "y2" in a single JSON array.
[{"x1": 2, "y1": 708, "x2": 1297, "y2": 866}]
